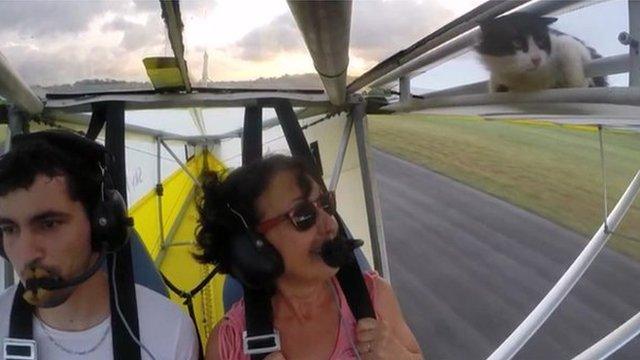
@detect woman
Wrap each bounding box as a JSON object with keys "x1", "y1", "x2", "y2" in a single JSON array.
[{"x1": 196, "y1": 155, "x2": 422, "y2": 359}]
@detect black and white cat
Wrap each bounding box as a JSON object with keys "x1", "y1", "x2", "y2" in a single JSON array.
[{"x1": 477, "y1": 12, "x2": 607, "y2": 92}]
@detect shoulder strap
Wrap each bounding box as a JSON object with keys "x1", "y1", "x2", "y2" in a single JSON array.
[
  {"x1": 242, "y1": 260, "x2": 375, "y2": 360},
  {"x1": 335, "y1": 256, "x2": 376, "y2": 320},
  {"x1": 335, "y1": 215, "x2": 376, "y2": 320},
  {"x1": 273, "y1": 99, "x2": 376, "y2": 320},
  {"x1": 241, "y1": 99, "x2": 377, "y2": 358},
  {"x1": 5, "y1": 285, "x2": 36, "y2": 359},
  {"x1": 6, "y1": 280, "x2": 145, "y2": 360},
  {"x1": 243, "y1": 288, "x2": 279, "y2": 360},
  {"x1": 9, "y1": 285, "x2": 33, "y2": 340}
]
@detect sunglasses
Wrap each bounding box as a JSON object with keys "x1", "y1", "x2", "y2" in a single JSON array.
[{"x1": 257, "y1": 191, "x2": 336, "y2": 234}]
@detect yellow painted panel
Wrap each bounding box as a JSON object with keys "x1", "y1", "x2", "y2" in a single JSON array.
[
  {"x1": 160, "y1": 241, "x2": 226, "y2": 346},
  {"x1": 129, "y1": 152, "x2": 228, "y2": 346}
]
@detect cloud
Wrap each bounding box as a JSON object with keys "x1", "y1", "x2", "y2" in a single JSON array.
[
  {"x1": 0, "y1": 2, "x2": 123, "y2": 37},
  {"x1": 2, "y1": 37, "x2": 162, "y2": 86},
  {"x1": 0, "y1": 0, "x2": 456, "y2": 86},
  {"x1": 350, "y1": 1, "x2": 454, "y2": 61},
  {"x1": 231, "y1": 0, "x2": 454, "y2": 65},
  {"x1": 102, "y1": 17, "x2": 165, "y2": 51},
  {"x1": 233, "y1": 14, "x2": 304, "y2": 61}
]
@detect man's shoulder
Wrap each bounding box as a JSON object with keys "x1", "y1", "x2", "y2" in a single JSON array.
[
  {"x1": 0, "y1": 285, "x2": 17, "y2": 338},
  {"x1": 0, "y1": 285, "x2": 17, "y2": 311},
  {"x1": 134, "y1": 284, "x2": 199, "y2": 359},
  {"x1": 135, "y1": 284, "x2": 191, "y2": 325}
]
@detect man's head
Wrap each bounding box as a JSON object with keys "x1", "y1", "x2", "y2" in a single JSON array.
[{"x1": 0, "y1": 130, "x2": 105, "y2": 307}]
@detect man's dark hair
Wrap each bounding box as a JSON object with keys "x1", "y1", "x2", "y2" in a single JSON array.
[
  {"x1": 195, "y1": 155, "x2": 313, "y2": 273},
  {"x1": 0, "y1": 134, "x2": 103, "y2": 217}
]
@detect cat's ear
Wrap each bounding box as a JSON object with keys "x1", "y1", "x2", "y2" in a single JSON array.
[{"x1": 540, "y1": 17, "x2": 557, "y2": 25}]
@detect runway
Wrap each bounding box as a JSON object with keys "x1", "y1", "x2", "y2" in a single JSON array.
[{"x1": 373, "y1": 149, "x2": 640, "y2": 359}]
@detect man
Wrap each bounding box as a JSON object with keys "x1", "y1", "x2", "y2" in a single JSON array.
[{"x1": 0, "y1": 130, "x2": 199, "y2": 359}]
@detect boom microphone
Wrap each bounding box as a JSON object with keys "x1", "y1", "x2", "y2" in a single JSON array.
[
  {"x1": 24, "y1": 248, "x2": 107, "y2": 293},
  {"x1": 320, "y1": 238, "x2": 364, "y2": 268}
]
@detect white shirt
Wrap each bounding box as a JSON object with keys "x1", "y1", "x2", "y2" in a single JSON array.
[{"x1": 0, "y1": 284, "x2": 199, "y2": 360}]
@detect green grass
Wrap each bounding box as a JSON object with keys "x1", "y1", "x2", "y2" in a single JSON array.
[{"x1": 369, "y1": 114, "x2": 640, "y2": 261}]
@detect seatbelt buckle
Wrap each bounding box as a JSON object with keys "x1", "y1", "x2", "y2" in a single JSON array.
[
  {"x1": 242, "y1": 330, "x2": 281, "y2": 355},
  {"x1": 3, "y1": 338, "x2": 37, "y2": 360}
]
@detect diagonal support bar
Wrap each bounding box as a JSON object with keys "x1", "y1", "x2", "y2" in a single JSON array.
[
  {"x1": 160, "y1": 139, "x2": 201, "y2": 188},
  {"x1": 352, "y1": 99, "x2": 390, "y2": 279},
  {"x1": 0, "y1": 51, "x2": 43, "y2": 115},
  {"x1": 487, "y1": 170, "x2": 640, "y2": 360},
  {"x1": 573, "y1": 311, "x2": 640, "y2": 360},
  {"x1": 329, "y1": 112, "x2": 353, "y2": 192},
  {"x1": 155, "y1": 187, "x2": 197, "y2": 267}
]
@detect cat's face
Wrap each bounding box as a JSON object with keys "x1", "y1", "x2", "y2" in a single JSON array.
[{"x1": 477, "y1": 13, "x2": 557, "y2": 74}]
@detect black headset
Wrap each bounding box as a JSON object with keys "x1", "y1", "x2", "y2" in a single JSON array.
[
  {"x1": 225, "y1": 199, "x2": 360, "y2": 292},
  {"x1": 0, "y1": 130, "x2": 132, "y2": 259},
  {"x1": 226, "y1": 205, "x2": 284, "y2": 291}
]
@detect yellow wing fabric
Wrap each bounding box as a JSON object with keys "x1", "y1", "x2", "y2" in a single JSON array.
[{"x1": 129, "y1": 150, "x2": 227, "y2": 345}]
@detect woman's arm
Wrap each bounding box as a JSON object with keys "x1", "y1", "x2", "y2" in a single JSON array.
[{"x1": 204, "y1": 323, "x2": 222, "y2": 360}]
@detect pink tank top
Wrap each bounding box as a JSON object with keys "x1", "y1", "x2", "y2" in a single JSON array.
[{"x1": 217, "y1": 271, "x2": 380, "y2": 359}]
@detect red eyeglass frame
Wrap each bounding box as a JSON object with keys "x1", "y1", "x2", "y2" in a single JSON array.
[{"x1": 256, "y1": 191, "x2": 335, "y2": 234}]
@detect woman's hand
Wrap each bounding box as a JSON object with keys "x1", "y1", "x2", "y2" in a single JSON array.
[
  {"x1": 356, "y1": 318, "x2": 418, "y2": 359},
  {"x1": 264, "y1": 352, "x2": 286, "y2": 360}
]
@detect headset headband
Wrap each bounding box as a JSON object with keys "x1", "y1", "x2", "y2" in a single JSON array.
[{"x1": 11, "y1": 130, "x2": 109, "y2": 167}]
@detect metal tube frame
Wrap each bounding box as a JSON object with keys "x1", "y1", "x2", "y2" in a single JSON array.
[
  {"x1": 160, "y1": 139, "x2": 202, "y2": 188},
  {"x1": 352, "y1": 98, "x2": 391, "y2": 279},
  {"x1": 364, "y1": 0, "x2": 609, "y2": 90},
  {"x1": 385, "y1": 87, "x2": 640, "y2": 113},
  {"x1": 572, "y1": 311, "x2": 640, "y2": 360},
  {"x1": 287, "y1": 0, "x2": 352, "y2": 106},
  {"x1": 487, "y1": 170, "x2": 640, "y2": 360},
  {"x1": 156, "y1": 138, "x2": 166, "y2": 250},
  {"x1": 159, "y1": 0, "x2": 192, "y2": 92},
  {"x1": 0, "y1": 51, "x2": 43, "y2": 115},
  {"x1": 399, "y1": 76, "x2": 411, "y2": 104},
  {"x1": 189, "y1": 108, "x2": 206, "y2": 134},
  {"x1": 154, "y1": 187, "x2": 198, "y2": 267},
  {"x1": 44, "y1": 92, "x2": 331, "y2": 114},
  {"x1": 329, "y1": 112, "x2": 354, "y2": 192}
]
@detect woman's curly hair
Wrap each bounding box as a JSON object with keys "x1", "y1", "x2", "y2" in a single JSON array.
[{"x1": 194, "y1": 155, "x2": 313, "y2": 273}]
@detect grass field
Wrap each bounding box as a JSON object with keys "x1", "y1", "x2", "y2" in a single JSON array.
[{"x1": 369, "y1": 114, "x2": 640, "y2": 261}]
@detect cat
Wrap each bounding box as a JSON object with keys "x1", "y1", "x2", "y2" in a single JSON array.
[{"x1": 476, "y1": 12, "x2": 607, "y2": 93}]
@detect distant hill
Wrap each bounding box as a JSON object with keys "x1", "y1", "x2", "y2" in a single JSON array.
[{"x1": 33, "y1": 73, "x2": 357, "y2": 95}]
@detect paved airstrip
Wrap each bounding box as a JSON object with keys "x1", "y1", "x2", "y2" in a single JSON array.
[{"x1": 374, "y1": 149, "x2": 640, "y2": 360}]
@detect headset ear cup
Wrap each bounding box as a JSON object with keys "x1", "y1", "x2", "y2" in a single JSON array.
[
  {"x1": 91, "y1": 189, "x2": 131, "y2": 252},
  {"x1": 228, "y1": 231, "x2": 284, "y2": 290}
]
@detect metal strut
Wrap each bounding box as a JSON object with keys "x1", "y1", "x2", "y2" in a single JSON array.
[{"x1": 598, "y1": 125, "x2": 610, "y2": 234}]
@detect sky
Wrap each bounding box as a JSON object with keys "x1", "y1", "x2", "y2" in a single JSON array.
[
  {"x1": 0, "y1": 0, "x2": 481, "y2": 86},
  {"x1": 412, "y1": 0, "x2": 631, "y2": 91},
  {"x1": 0, "y1": 0, "x2": 631, "y2": 89}
]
